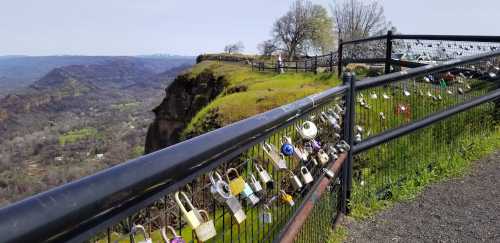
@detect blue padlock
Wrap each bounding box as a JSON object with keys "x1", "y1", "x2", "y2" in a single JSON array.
[{"x1": 281, "y1": 143, "x2": 295, "y2": 156}]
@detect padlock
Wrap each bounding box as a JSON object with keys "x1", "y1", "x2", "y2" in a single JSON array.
[
  {"x1": 209, "y1": 171, "x2": 231, "y2": 204},
  {"x1": 300, "y1": 166, "x2": 314, "y2": 184},
  {"x1": 355, "y1": 125, "x2": 364, "y2": 134},
  {"x1": 131, "y1": 224, "x2": 153, "y2": 243},
  {"x1": 382, "y1": 93, "x2": 391, "y2": 99},
  {"x1": 317, "y1": 149, "x2": 330, "y2": 165},
  {"x1": 327, "y1": 108, "x2": 340, "y2": 120},
  {"x1": 194, "y1": 210, "x2": 217, "y2": 242},
  {"x1": 320, "y1": 112, "x2": 341, "y2": 130},
  {"x1": 310, "y1": 139, "x2": 322, "y2": 151},
  {"x1": 161, "y1": 226, "x2": 186, "y2": 243},
  {"x1": 241, "y1": 180, "x2": 255, "y2": 199},
  {"x1": 254, "y1": 163, "x2": 274, "y2": 189},
  {"x1": 249, "y1": 173, "x2": 263, "y2": 193},
  {"x1": 354, "y1": 133, "x2": 362, "y2": 143},
  {"x1": 226, "y1": 196, "x2": 246, "y2": 224},
  {"x1": 259, "y1": 205, "x2": 272, "y2": 224},
  {"x1": 262, "y1": 142, "x2": 288, "y2": 170},
  {"x1": 288, "y1": 170, "x2": 303, "y2": 191},
  {"x1": 458, "y1": 88, "x2": 464, "y2": 94},
  {"x1": 403, "y1": 89, "x2": 411, "y2": 96},
  {"x1": 245, "y1": 193, "x2": 260, "y2": 206},
  {"x1": 334, "y1": 104, "x2": 344, "y2": 114},
  {"x1": 226, "y1": 168, "x2": 246, "y2": 196},
  {"x1": 293, "y1": 145, "x2": 309, "y2": 162},
  {"x1": 370, "y1": 92, "x2": 378, "y2": 99},
  {"x1": 280, "y1": 136, "x2": 295, "y2": 156},
  {"x1": 336, "y1": 140, "x2": 351, "y2": 152},
  {"x1": 296, "y1": 121, "x2": 318, "y2": 140},
  {"x1": 280, "y1": 190, "x2": 295, "y2": 206},
  {"x1": 310, "y1": 157, "x2": 319, "y2": 166},
  {"x1": 174, "y1": 191, "x2": 202, "y2": 229}
]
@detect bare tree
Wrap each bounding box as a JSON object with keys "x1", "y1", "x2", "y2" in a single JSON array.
[
  {"x1": 331, "y1": 0, "x2": 389, "y2": 41},
  {"x1": 272, "y1": 0, "x2": 334, "y2": 59},
  {"x1": 224, "y1": 41, "x2": 245, "y2": 54},
  {"x1": 257, "y1": 40, "x2": 278, "y2": 56}
]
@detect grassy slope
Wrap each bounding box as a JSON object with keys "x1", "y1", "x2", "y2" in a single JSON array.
[{"x1": 182, "y1": 61, "x2": 341, "y2": 137}]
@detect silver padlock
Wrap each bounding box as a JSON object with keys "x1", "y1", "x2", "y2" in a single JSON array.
[
  {"x1": 259, "y1": 205, "x2": 272, "y2": 224},
  {"x1": 317, "y1": 149, "x2": 330, "y2": 165},
  {"x1": 246, "y1": 193, "x2": 260, "y2": 206},
  {"x1": 226, "y1": 196, "x2": 246, "y2": 224},
  {"x1": 209, "y1": 171, "x2": 231, "y2": 204},
  {"x1": 194, "y1": 210, "x2": 217, "y2": 242},
  {"x1": 131, "y1": 224, "x2": 153, "y2": 243},
  {"x1": 296, "y1": 121, "x2": 318, "y2": 140},
  {"x1": 262, "y1": 142, "x2": 288, "y2": 170},
  {"x1": 160, "y1": 226, "x2": 186, "y2": 243},
  {"x1": 249, "y1": 173, "x2": 263, "y2": 193},
  {"x1": 293, "y1": 145, "x2": 309, "y2": 162},
  {"x1": 254, "y1": 163, "x2": 274, "y2": 189},
  {"x1": 336, "y1": 140, "x2": 351, "y2": 152},
  {"x1": 288, "y1": 170, "x2": 303, "y2": 191},
  {"x1": 300, "y1": 166, "x2": 314, "y2": 184}
]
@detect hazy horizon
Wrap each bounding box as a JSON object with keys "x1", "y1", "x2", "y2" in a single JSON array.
[{"x1": 1, "y1": 0, "x2": 499, "y2": 56}]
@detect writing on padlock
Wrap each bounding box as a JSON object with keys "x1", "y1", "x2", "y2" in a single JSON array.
[
  {"x1": 209, "y1": 171, "x2": 232, "y2": 204},
  {"x1": 249, "y1": 173, "x2": 263, "y2": 193},
  {"x1": 259, "y1": 205, "x2": 272, "y2": 224},
  {"x1": 279, "y1": 190, "x2": 295, "y2": 206},
  {"x1": 194, "y1": 210, "x2": 217, "y2": 242},
  {"x1": 280, "y1": 136, "x2": 295, "y2": 156},
  {"x1": 254, "y1": 163, "x2": 274, "y2": 189},
  {"x1": 174, "y1": 191, "x2": 202, "y2": 229},
  {"x1": 262, "y1": 142, "x2": 288, "y2": 170},
  {"x1": 161, "y1": 225, "x2": 186, "y2": 243},
  {"x1": 226, "y1": 168, "x2": 246, "y2": 196},
  {"x1": 317, "y1": 149, "x2": 330, "y2": 165},
  {"x1": 296, "y1": 121, "x2": 318, "y2": 140},
  {"x1": 130, "y1": 224, "x2": 152, "y2": 243},
  {"x1": 300, "y1": 166, "x2": 314, "y2": 184},
  {"x1": 288, "y1": 170, "x2": 303, "y2": 191}
]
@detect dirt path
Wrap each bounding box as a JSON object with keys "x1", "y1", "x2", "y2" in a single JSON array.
[{"x1": 344, "y1": 150, "x2": 500, "y2": 243}]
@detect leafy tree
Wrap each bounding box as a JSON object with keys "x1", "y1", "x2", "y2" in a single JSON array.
[
  {"x1": 271, "y1": 0, "x2": 335, "y2": 59},
  {"x1": 224, "y1": 41, "x2": 245, "y2": 54}
]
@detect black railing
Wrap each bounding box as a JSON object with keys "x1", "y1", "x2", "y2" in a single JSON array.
[{"x1": 0, "y1": 36, "x2": 499, "y2": 243}]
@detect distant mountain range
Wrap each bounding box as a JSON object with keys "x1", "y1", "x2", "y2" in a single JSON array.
[{"x1": 0, "y1": 55, "x2": 194, "y2": 96}]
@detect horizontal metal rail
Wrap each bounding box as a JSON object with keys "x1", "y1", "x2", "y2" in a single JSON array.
[
  {"x1": 392, "y1": 34, "x2": 500, "y2": 42},
  {"x1": 353, "y1": 88, "x2": 500, "y2": 153},
  {"x1": 341, "y1": 35, "x2": 387, "y2": 45},
  {"x1": 0, "y1": 84, "x2": 347, "y2": 243}
]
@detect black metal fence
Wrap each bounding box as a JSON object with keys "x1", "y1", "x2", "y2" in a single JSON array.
[{"x1": 0, "y1": 35, "x2": 499, "y2": 243}]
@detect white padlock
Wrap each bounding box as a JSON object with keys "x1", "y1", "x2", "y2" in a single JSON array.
[
  {"x1": 249, "y1": 173, "x2": 263, "y2": 193},
  {"x1": 300, "y1": 166, "x2": 314, "y2": 184},
  {"x1": 288, "y1": 170, "x2": 303, "y2": 191},
  {"x1": 296, "y1": 121, "x2": 318, "y2": 140},
  {"x1": 262, "y1": 142, "x2": 288, "y2": 170},
  {"x1": 317, "y1": 149, "x2": 330, "y2": 165},
  {"x1": 174, "y1": 191, "x2": 202, "y2": 229},
  {"x1": 254, "y1": 163, "x2": 274, "y2": 189},
  {"x1": 259, "y1": 205, "x2": 272, "y2": 224},
  {"x1": 194, "y1": 210, "x2": 217, "y2": 242},
  {"x1": 209, "y1": 171, "x2": 231, "y2": 204}
]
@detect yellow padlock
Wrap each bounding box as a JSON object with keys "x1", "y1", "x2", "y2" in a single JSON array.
[
  {"x1": 226, "y1": 168, "x2": 246, "y2": 196},
  {"x1": 174, "y1": 191, "x2": 202, "y2": 229},
  {"x1": 279, "y1": 190, "x2": 295, "y2": 206}
]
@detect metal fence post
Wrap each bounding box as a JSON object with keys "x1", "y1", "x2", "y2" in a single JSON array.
[
  {"x1": 314, "y1": 55, "x2": 318, "y2": 74},
  {"x1": 330, "y1": 51, "x2": 334, "y2": 72},
  {"x1": 385, "y1": 30, "x2": 393, "y2": 74},
  {"x1": 337, "y1": 39, "x2": 343, "y2": 78},
  {"x1": 341, "y1": 72, "x2": 355, "y2": 214}
]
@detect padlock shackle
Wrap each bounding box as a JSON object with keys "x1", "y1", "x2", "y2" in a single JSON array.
[
  {"x1": 254, "y1": 163, "x2": 264, "y2": 172},
  {"x1": 300, "y1": 166, "x2": 309, "y2": 175},
  {"x1": 262, "y1": 142, "x2": 273, "y2": 153},
  {"x1": 131, "y1": 224, "x2": 149, "y2": 240},
  {"x1": 225, "y1": 168, "x2": 240, "y2": 181},
  {"x1": 174, "y1": 191, "x2": 196, "y2": 216},
  {"x1": 198, "y1": 210, "x2": 210, "y2": 222},
  {"x1": 249, "y1": 173, "x2": 258, "y2": 184},
  {"x1": 208, "y1": 171, "x2": 223, "y2": 186},
  {"x1": 281, "y1": 136, "x2": 292, "y2": 145}
]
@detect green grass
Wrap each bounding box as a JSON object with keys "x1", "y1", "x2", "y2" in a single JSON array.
[
  {"x1": 58, "y1": 127, "x2": 99, "y2": 146},
  {"x1": 111, "y1": 102, "x2": 141, "y2": 112},
  {"x1": 182, "y1": 61, "x2": 340, "y2": 137}
]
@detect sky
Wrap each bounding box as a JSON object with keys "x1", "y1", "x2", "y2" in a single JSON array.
[{"x1": 0, "y1": 0, "x2": 498, "y2": 56}]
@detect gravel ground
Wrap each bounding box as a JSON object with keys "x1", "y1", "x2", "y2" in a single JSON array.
[{"x1": 345, "y1": 150, "x2": 500, "y2": 243}]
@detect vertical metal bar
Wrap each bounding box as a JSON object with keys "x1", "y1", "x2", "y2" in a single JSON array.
[
  {"x1": 341, "y1": 72, "x2": 355, "y2": 214},
  {"x1": 330, "y1": 51, "x2": 334, "y2": 72},
  {"x1": 385, "y1": 30, "x2": 393, "y2": 74},
  {"x1": 314, "y1": 55, "x2": 318, "y2": 74},
  {"x1": 251, "y1": 60, "x2": 254, "y2": 71},
  {"x1": 337, "y1": 40, "x2": 343, "y2": 78}
]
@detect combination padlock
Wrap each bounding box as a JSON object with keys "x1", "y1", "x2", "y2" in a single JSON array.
[
  {"x1": 262, "y1": 142, "x2": 288, "y2": 170},
  {"x1": 209, "y1": 171, "x2": 231, "y2": 204},
  {"x1": 296, "y1": 121, "x2": 318, "y2": 140},
  {"x1": 194, "y1": 210, "x2": 217, "y2": 242},
  {"x1": 254, "y1": 163, "x2": 274, "y2": 189},
  {"x1": 317, "y1": 149, "x2": 330, "y2": 165},
  {"x1": 300, "y1": 166, "x2": 314, "y2": 184},
  {"x1": 131, "y1": 224, "x2": 152, "y2": 243},
  {"x1": 174, "y1": 191, "x2": 202, "y2": 229},
  {"x1": 161, "y1": 226, "x2": 186, "y2": 243},
  {"x1": 280, "y1": 190, "x2": 295, "y2": 206},
  {"x1": 226, "y1": 168, "x2": 246, "y2": 196},
  {"x1": 249, "y1": 173, "x2": 263, "y2": 193},
  {"x1": 288, "y1": 170, "x2": 303, "y2": 191},
  {"x1": 280, "y1": 136, "x2": 295, "y2": 157},
  {"x1": 226, "y1": 196, "x2": 246, "y2": 224},
  {"x1": 259, "y1": 204, "x2": 272, "y2": 224}
]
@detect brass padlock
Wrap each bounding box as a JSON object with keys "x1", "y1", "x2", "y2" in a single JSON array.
[
  {"x1": 288, "y1": 170, "x2": 303, "y2": 191},
  {"x1": 296, "y1": 121, "x2": 318, "y2": 140},
  {"x1": 259, "y1": 205, "x2": 272, "y2": 224},
  {"x1": 254, "y1": 163, "x2": 274, "y2": 189},
  {"x1": 174, "y1": 191, "x2": 202, "y2": 229},
  {"x1": 161, "y1": 225, "x2": 186, "y2": 243},
  {"x1": 194, "y1": 210, "x2": 217, "y2": 242},
  {"x1": 262, "y1": 142, "x2": 288, "y2": 170},
  {"x1": 249, "y1": 173, "x2": 263, "y2": 193},
  {"x1": 226, "y1": 196, "x2": 246, "y2": 224},
  {"x1": 209, "y1": 171, "x2": 231, "y2": 204},
  {"x1": 317, "y1": 149, "x2": 330, "y2": 165},
  {"x1": 300, "y1": 166, "x2": 314, "y2": 184},
  {"x1": 279, "y1": 190, "x2": 295, "y2": 206},
  {"x1": 226, "y1": 168, "x2": 246, "y2": 196},
  {"x1": 130, "y1": 224, "x2": 152, "y2": 243}
]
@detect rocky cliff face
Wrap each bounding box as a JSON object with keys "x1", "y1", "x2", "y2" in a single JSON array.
[{"x1": 145, "y1": 69, "x2": 228, "y2": 153}]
